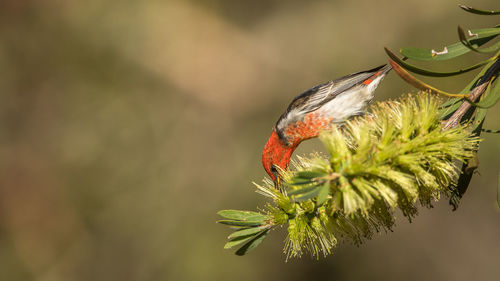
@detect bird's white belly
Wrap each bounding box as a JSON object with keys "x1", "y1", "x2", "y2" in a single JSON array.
[{"x1": 319, "y1": 86, "x2": 374, "y2": 121}]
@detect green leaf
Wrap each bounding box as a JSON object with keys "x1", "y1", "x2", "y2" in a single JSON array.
[
  {"x1": 399, "y1": 42, "x2": 467, "y2": 61},
  {"x1": 457, "y1": 36, "x2": 500, "y2": 54},
  {"x1": 228, "y1": 225, "x2": 271, "y2": 240},
  {"x1": 459, "y1": 5, "x2": 500, "y2": 16},
  {"x1": 457, "y1": 26, "x2": 499, "y2": 54},
  {"x1": 229, "y1": 226, "x2": 251, "y2": 230},
  {"x1": 224, "y1": 234, "x2": 257, "y2": 249},
  {"x1": 479, "y1": 41, "x2": 500, "y2": 53},
  {"x1": 316, "y1": 182, "x2": 331, "y2": 206},
  {"x1": 217, "y1": 220, "x2": 264, "y2": 227},
  {"x1": 296, "y1": 171, "x2": 325, "y2": 179},
  {"x1": 235, "y1": 229, "x2": 270, "y2": 256},
  {"x1": 217, "y1": 210, "x2": 267, "y2": 221},
  {"x1": 295, "y1": 186, "x2": 322, "y2": 202},
  {"x1": 387, "y1": 47, "x2": 491, "y2": 77},
  {"x1": 471, "y1": 27, "x2": 500, "y2": 37},
  {"x1": 472, "y1": 107, "x2": 488, "y2": 132},
  {"x1": 288, "y1": 178, "x2": 314, "y2": 186},
  {"x1": 288, "y1": 184, "x2": 320, "y2": 196},
  {"x1": 439, "y1": 57, "x2": 499, "y2": 119},
  {"x1": 466, "y1": 79, "x2": 500, "y2": 108},
  {"x1": 439, "y1": 97, "x2": 462, "y2": 110},
  {"x1": 386, "y1": 59, "x2": 465, "y2": 97},
  {"x1": 400, "y1": 27, "x2": 499, "y2": 61}
]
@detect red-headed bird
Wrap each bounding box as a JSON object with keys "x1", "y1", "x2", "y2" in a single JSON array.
[{"x1": 262, "y1": 64, "x2": 392, "y2": 186}]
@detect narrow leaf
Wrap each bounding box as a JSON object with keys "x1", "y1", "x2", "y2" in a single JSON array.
[
  {"x1": 295, "y1": 186, "x2": 322, "y2": 202},
  {"x1": 387, "y1": 58, "x2": 466, "y2": 97},
  {"x1": 465, "y1": 27, "x2": 500, "y2": 38},
  {"x1": 399, "y1": 42, "x2": 463, "y2": 61},
  {"x1": 228, "y1": 225, "x2": 271, "y2": 240},
  {"x1": 439, "y1": 97, "x2": 462, "y2": 110},
  {"x1": 439, "y1": 98, "x2": 462, "y2": 119},
  {"x1": 288, "y1": 184, "x2": 321, "y2": 196},
  {"x1": 224, "y1": 234, "x2": 257, "y2": 249},
  {"x1": 476, "y1": 41, "x2": 500, "y2": 53},
  {"x1": 229, "y1": 226, "x2": 251, "y2": 230},
  {"x1": 472, "y1": 107, "x2": 488, "y2": 132},
  {"x1": 296, "y1": 171, "x2": 325, "y2": 179},
  {"x1": 218, "y1": 220, "x2": 264, "y2": 227},
  {"x1": 218, "y1": 210, "x2": 267, "y2": 221},
  {"x1": 457, "y1": 26, "x2": 497, "y2": 54},
  {"x1": 459, "y1": 5, "x2": 500, "y2": 15},
  {"x1": 235, "y1": 230, "x2": 269, "y2": 256},
  {"x1": 466, "y1": 79, "x2": 500, "y2": 108},
  {"x1": 439, "y1": 57, "x2": 499, "y2": 119},
  {"x1": 288, "y1": 178, "x2": 315, "y2": 186},
  {"x1": 386, "y1": 47, "x2": 490, "y2": 77},
  {"x1": 458, "y1": 25, "x2": 470, "y2": 45},
  {"x1": 400, "y1": 27, "x2": 499, "y2": 61},
  {"x1": 316, "y1": 182, "x2": 331, "y2": 206}
]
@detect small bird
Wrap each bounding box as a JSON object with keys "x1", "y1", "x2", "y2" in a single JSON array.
[{"x1": 262, "y1": 64, "x2": 392, "y2": 186}]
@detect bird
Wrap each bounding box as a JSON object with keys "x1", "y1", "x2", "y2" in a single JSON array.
[{"x1": 262, "y1": 64, "x2": 392, "y2": 187}]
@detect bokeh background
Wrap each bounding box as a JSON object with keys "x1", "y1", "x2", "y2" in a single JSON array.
[{"x1": 1, "y1": 0, "x2": 499, "y2": 280}]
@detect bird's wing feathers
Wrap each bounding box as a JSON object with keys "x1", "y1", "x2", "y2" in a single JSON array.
[{"x1": 276, "y1": 65, "x2": 387, "y2": 132}]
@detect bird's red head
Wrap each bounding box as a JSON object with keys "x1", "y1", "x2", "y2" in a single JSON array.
[{"x1": 262, "y1": 130, "x2": 296, "y2": 183}]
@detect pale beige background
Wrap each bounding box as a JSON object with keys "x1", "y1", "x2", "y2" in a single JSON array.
[{"x1": 0, "y1": 1, "x2": 499, "y2": 281}]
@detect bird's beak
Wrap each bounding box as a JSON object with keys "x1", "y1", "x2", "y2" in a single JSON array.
[{"x1": 274, "y1": 176, "x2": 281, "y2": 190}]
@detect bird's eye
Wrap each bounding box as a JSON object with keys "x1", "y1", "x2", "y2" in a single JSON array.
[{"x1": 270, "y1": 165, "x2": 278, "y2": 174}]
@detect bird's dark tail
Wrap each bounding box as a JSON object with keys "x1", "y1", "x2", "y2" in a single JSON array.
[
  {"x1": 379, "y1": 63, "x2": 393, "y2": 75},
  {"x1": 360, "y1": 64, "x2": 392, "y2": 86}
]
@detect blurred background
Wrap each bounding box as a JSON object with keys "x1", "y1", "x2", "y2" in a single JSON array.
[{"x1": 0, "y1": 0, "x2": 499, "y2": 280}]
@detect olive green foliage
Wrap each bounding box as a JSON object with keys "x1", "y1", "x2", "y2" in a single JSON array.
[{"x1": 219, "y1": 93, "x2": 480, "y2": 258}]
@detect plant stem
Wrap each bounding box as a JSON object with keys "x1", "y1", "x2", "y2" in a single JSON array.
[{"x1": 443, "y1": 56, "x2": 500, "y2": 130}]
